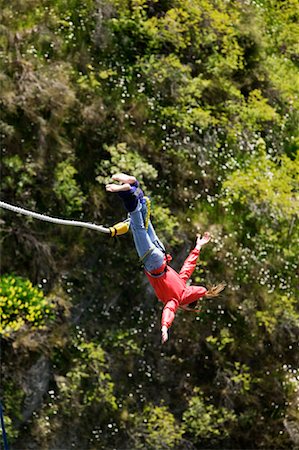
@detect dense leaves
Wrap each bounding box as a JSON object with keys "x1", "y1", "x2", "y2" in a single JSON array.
[
  {"x1": 0, "y1": 275, "x2": 55, "y2": 337},
  {"x1": 0, "y1": 0, "x2": 299, "y2": 449}
]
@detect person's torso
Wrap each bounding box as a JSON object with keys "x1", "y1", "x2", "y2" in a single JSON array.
[{"x1": 145, "y1": 266, "x2": 186, "y2": 303}]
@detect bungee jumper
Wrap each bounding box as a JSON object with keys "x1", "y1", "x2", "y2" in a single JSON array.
[
  {"x1": 1, "y1": 175, "x2": 225, "y2": 344},
  {"x1": 106, "y1": 173, "x2": 226, "y2": 344}
]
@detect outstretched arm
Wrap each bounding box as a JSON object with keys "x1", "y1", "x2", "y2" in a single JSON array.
[
  {"x1": 195, "y1": 232, "x2": 211, "y2": 251},
  {"x1": 179, "y1": 232, "x2": 211, "y2": 282},
  {"x1": 161, "y1": 299, "x2": 179, "y2": 343}
]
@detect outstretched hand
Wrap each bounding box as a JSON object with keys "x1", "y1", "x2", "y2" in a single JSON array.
[
  {"x1": 196, "y1": 232, "x2": 211, "y2": 250},
  {"x1": 161, "y1": 326, "x2": 168, "y2": 344}
]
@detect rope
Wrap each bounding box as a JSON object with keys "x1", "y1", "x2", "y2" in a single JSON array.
[
  {"x1": 0, "y1": 201, "x2": 111, "y2": 234},
  {"x1": 144, "y1": 196, "x2": 151, "y2": 231},
  {"x1": 0, "y1": 401, "x2": 9, "y2": 450}
]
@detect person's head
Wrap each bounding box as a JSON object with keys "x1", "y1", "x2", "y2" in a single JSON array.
[
  {"x1": 205, "y1": 282, "x2": 227, "y2": 298},
  {"x1": 182, "y1": 282, "x2": 226, "y2": 313}
]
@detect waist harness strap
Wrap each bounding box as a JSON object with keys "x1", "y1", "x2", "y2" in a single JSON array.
[{"x1": 145, "y1": 266, "x2": 168, "y2": 278}]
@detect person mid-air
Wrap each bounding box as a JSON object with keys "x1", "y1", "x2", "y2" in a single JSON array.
[{"x1": 106, "y1": 174, "x2": 225, "y2": 343}]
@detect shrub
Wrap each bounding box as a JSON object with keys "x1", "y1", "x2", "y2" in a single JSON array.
[{"x1": 0, "y1": 275, "x2": 55, "y2": 338}]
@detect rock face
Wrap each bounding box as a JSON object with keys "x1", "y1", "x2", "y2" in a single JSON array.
[
  {"x1": 21, "y1": 355, "x2": 50, "y2": 422},
  {"x1": 284, "y1": 419, "x2": 299, "y2": 446},
  {"x1": 284, "y1": 390, "x2": 299, "y2": 446}
]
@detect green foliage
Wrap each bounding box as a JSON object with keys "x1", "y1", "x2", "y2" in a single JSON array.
[
  {"x1": 239, "y1": 89, "x2": 280, "y2": 129},
  {"x1": 1, "y1": 0, "x2": 299, "y2": 448},
  {"x1": 131, "y1": 404, "x2": 184, "y2": 449},
  {"x1": 222, "y1": 146, "x2": 299, "y2": 221},
  {"x1": 256, "y1": 293, "x2": 299, "y2": 335},
  {"x1": 150, "y1": 201, "x2": 181, "y2": 246},
  {"x1": 103, "y1": 328, "x2": 143, "y2": 356},
  {"x1": 206, "y1": 327, "x2": 234, "y2": 352},
  {"x1": 0, "y1": 381, "x2": 24, "y2": 442},
  {"x1": 96, "y1": 142, "x2": 158, "y2": 185},
  {"x1": 25, "y1": 336, "x2": 118, "y2": 448},
  {"x1": 230, "y1": 362, "x2": 252, "y2": 393},
  {"x1": 0, "y1": 275, "x2": 55, "y2": 337},
  {"x1": 2, "y1": 155, "x2": 37, "y2": 196},
  {"x1": 56, "y1": 338, "x2": 117, "y2": 413},
  {"x1": 53, "y1": 159, "x2": 86, "y2": 215},
  {"x1": 183, "y1": 387, "x2": 237, "y2": 443}
]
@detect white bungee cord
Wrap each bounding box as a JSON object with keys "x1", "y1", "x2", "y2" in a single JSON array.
[{"x1": 0, "y1": 201, "x2": 111, "y2": 234}]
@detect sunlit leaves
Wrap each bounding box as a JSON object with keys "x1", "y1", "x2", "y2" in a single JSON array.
[
  {"x1": 0, "y1": 275, "x2": 55, "y2": 337},
  {"x1": 1, "y1": 0, "x2": 299, "y2": 448},
  {"x1": 222, "y1": 148, "x2": 299, "y2": 221},
  {"x1": 54, "y1": 159, "x2": 86, "y2": 215},
  {"x1": 150, "y1": 201, "x2": 180, "y2": 246},
  {"x1": 241, "y1": 89, "x2": 279, "y2": 128},
  {"x1": 256, "y1": 293, "x2": 299, "y2": 335},
  {"x1": 57, "y1": 338, "x2": 117, "y2": 412},
  {"x1": 183, "y1": 387, "x2": 237, "y2": 442},
  {"x1": 206, "y1": 327, "x2": 234, "y2": 352},
  {"x1": 102, "y1": 328, "x2": 144, "y2": 356},
  {"x1": 132, "y1": 404, "x2": 183, "y2": 449},
  {"x1": 96, "y1": 142, "x2": 158, "y2": 185},
  {"x1": 31, "y1": 335, "x2": 118, "y2": 446}
]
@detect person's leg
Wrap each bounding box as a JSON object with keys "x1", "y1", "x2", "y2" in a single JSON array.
[
  {"x1": 148, "y1": 221, "x2": 166, "y2": 252},
  {"x1": 106, "y1": 181, "x2": 140, "y2": 212},
  {"x1": 107, "y1": 175, "x2": 162, "y2": 251},
  {"x1": 140, "y1": 200, "x2": 166, "y2": 253},
  {"x1": 111, "y1": 173, "x2": 137, "y2": 185},
  {"x1": 129, "y1": 201, "x2": 164, "y2": 271},
  {"x1": 106, "y1": 177, "x2": 164, "y2": 271},
  {"x1": 129, "y1": 201, "x2": 153, "y2": 258}
]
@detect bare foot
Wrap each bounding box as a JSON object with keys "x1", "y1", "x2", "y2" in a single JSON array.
[
  {"x1": 112, "y1": 173, "x2": 137, "y2": 184},
  {"x1": 106, "y1": 183, "x2": 131, "y2": 193}
]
